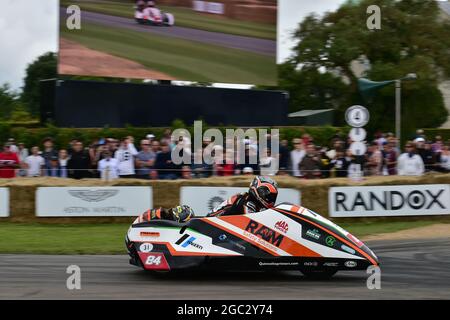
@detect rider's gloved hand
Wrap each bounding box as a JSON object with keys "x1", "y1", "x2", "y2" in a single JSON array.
[{"x1": 170, "y1": 205, "x2": 195, "y2": 223}]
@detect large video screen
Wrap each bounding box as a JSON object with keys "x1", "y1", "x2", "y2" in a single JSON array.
[{"x1": 58, "y1": 0, "x2": 277, "y2": 85}]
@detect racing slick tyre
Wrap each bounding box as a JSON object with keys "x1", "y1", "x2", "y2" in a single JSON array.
[{"x1": 300, "y1": 268, "x2": 338, "y2": 280}]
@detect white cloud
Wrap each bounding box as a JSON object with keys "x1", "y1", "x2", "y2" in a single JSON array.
[
  {"x1": 0, "y1": 0, "x2": 58, "y2": 91},
  {"x1": 277, "y1": 0, "x2": 345, "y2": 64}
]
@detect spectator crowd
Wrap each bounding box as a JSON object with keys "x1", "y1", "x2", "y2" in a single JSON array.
[{"x1": 0, "y1": 129, "x2": 449, "y2": 180}]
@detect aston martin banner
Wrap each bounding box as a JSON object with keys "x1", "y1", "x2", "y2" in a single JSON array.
[{"x1": 36, "y1": 187, "x2": 153, "y2": 217}]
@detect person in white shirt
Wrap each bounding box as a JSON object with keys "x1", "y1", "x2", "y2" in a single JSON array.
[
  {"x1": 18, "y1": 143, "x2": 29, "y2": 162},
  {"x1": 126, "y1": 136, "x2": 139, "y2": 155},
  {"x1": 259, "y1": 148, "x2": 279, "y2": 176},
  {"x1": 24, "y1": 146, "x2": 45, "y2": 177},
  {"x1": 98, "y1": 151, "x2": 119, "y2": 180},
  {"x1": 397, "y1": 143, "x2": 425, "y2": 176},
  {"x1": 17, "y1": 143, "x2": 29, "y2": 177},
  {"x1": 290, "y1": 138, "x2": 306, "y2": 177},
  {"x1": 58, "y1": 149, "x2": 69, "y2": 178},
  {"x1": 115, "y1": 138, "x2": 138, "y2": 177}
]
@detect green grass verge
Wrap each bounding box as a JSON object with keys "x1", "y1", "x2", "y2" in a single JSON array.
[
  {"x1": 339, "y1": 220, "x2": 440, "y2": 238},
  {"x1": 0, "y1": 220, "x2": 444, "y2": 255},
  {"x1": 0, "y1": 223, "x2": 130, "y2": 254},
  {"x1": 60, "y1": 21, "x2": 276, "y2": 84},
  {"x1": 61, "y1": 0, "x2": 276, "y2": 40}
]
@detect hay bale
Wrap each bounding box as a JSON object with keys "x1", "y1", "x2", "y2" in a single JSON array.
[{"x1": 1, "y1": 173, "x2": 449, "y2": 223}]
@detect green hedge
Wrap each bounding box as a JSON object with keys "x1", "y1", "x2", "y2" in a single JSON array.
[
  {"x1": 0, "y1": 123, "x2": 348, "y2": 149},
  {"x1": 1, "y1": 121, "x2": 447, "y2": 149}
]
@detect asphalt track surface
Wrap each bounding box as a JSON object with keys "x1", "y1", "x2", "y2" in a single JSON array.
[
  {"x1": 65, "y1": 9, "x2": 276, "y2": 57},
  {"x1": 1, "y1": 238, "x2": 450, "y2": 299}
]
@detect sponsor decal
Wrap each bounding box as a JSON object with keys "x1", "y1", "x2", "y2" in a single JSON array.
[
  {"x1": 329, "y1": 185, "x2": 450, "y2": 217},
  {"x1": 219, "y1": 234, "x2": 227, "y2": 241},
  {"x1": 139, "y1": 243, "x2": 153, "y2": 253},
  {"x1": 323, "y1": 262, "x2": 339, "y2": 267},
  {"x1": 218, "y1": 234, "x2": 246, "y2": 251},
  {"x1": 140, "y1": 231, "x2": 160, "y2": 237},
  {"x1": 325, "y1": 236, "x2": 336, "y2": 247},
  {"x1": 139, "y1": 252, "x2": 170, "y2": 270},
  {"x1": 303, "y1": 261, "x2": 318, "y2": 267},
  {"x1": 344, "y1": 261, "x2": 357, "y2": 268},
  {"x1": 274, "y1": 221, "x2": 289, "y2": 233},
  {"x1": 259, "y1": 262, "x2": 299, "y2": 266},
  {"x1": 146, "y1": 255, "x2": 161, "y2": 265},
  {"x1": 305, "y1": 229, "x2": 321, "y2": 240},
  {"x1": 68, "y1": 190, "x2": 119, "y2": 202},
  {"x1": 244, "y1": 220, "x2": 284, "y2": 247},
  {"x1": 176, "y1": 234, "x2": 204, "y2": 250},
  {"x1": 341, "y1": 244, "x2": 356, "y2": 255},
  {"x1": 347, "y1": 233, "x2": 364, "y2": 247}
]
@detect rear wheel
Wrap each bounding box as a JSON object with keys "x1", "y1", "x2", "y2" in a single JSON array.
[{"x1": 300, "y1": 268, "x2": 338, "y2": 280}]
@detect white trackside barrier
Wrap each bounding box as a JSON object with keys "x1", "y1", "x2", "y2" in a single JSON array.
[{"x1": 329, "y1": 184, "x2": 450, "y2": 217}]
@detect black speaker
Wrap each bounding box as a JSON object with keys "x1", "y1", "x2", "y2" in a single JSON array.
[{"x1": 39, "y1": 79, "x2": 57, "y2": 124}]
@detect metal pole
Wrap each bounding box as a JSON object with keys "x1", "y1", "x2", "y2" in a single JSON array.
[{"x1": 395, "y1": 79, "x2": 401, "y2": 148}]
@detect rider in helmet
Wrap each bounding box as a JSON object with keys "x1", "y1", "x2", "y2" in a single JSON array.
[
  {"x1": 136, "y1": 205, "x2": 195, "y2": 223},
  {"x1": 136, "y1": 0, "x2": 146, "y2": 11},
  {"x1": 207, "y1": 176, "x2": 278, "y2": 217}
]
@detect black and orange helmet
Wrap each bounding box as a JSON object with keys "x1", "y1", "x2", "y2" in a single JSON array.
[{"x1": 249, "y1": 176, "x2": 278, "y2": 209}]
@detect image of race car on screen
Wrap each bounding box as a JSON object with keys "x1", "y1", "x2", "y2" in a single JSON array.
[
  {"x1": 58, "y1": 0, "x2": 277, "y2": 84},
  {"x1": 126, "y1": 203, "x2": 378, "y2": 279},
  {"x1": 134, "y1": 0, "x2": 175, "y2": 26}
]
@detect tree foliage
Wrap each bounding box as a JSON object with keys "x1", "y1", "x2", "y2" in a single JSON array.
[
  {"x1": 21, "y1": 52, "x2": 57, "y2": 116},
  {"x1": 0, "y1": 84, "x2": 24, "y2": 120},
  {"x1": 279, "y1": 0, "x2": 450, "y2": 137},
  {"x1": 278, "y1": 63, "x2": 350, "y2": 113}
]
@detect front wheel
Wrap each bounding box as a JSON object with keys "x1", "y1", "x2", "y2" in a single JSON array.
[{"x1": 300, "y1": 268, "x2": 338, "y2": 280}]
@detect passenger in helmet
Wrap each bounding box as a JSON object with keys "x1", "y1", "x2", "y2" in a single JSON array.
[
  {"x1": 207, "y1": 176, "x2": 279, "y2": 217},
  {"x1": 136, "y1": 205, "x2": 195, "y2": 223}
]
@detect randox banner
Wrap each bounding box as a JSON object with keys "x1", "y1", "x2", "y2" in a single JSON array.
[
  {"x1": 36, "y1": 187, "x2": 152, "y2": 217},
  {"x1": 0, "y1": 187, "x2": 9, "y2": 217},
  {"x1": 329, "y1": 184, "x2": 450, "y2": 217},
  {"x1": 180, "y1": 187, "x2": 301, "y2": 216}
]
